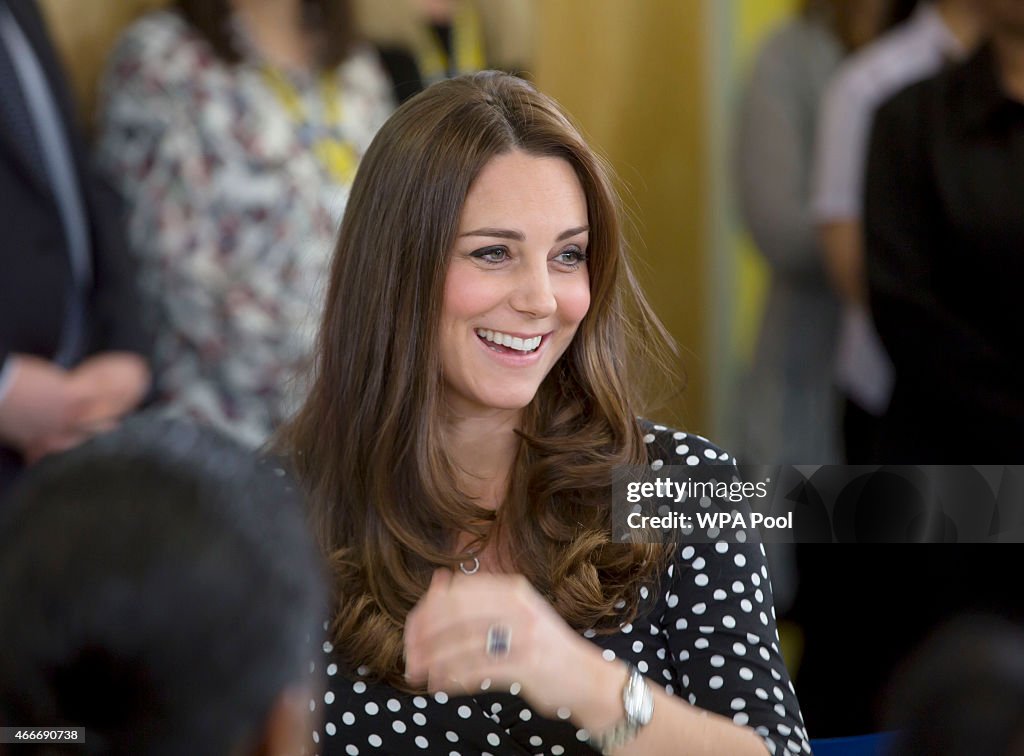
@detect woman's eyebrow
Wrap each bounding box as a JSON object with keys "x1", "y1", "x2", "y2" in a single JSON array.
[{"x1": 458, "y1": 225, "x2": 590, "y2": 241}]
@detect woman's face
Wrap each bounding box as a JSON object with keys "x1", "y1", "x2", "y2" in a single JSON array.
[{"x1": 439, "y1": 150, "x2": 591, "y2": 418}]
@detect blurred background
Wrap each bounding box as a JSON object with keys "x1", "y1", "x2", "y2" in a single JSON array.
[
  {"x1": 36, "y1": 0, "x2": 789, "y2": 446},
  {"x1": 17, "y1": 0, "x2": 1024, "y2": 744}
]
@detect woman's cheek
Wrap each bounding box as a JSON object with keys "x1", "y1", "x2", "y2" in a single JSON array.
[{"x1": 559, "y1": 276, "x2": 591, "y2": 325}]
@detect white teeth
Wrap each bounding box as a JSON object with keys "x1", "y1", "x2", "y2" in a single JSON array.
[{"x1": 475, "y1": 329, "x2": 542, "y2": 352}]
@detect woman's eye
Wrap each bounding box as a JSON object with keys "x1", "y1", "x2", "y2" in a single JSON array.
[
  {"x1": 470, "y1": 247, "x2": 509, "y2": 264},
  {"x1": 556, "y1": 247, "x2": 588, "y2": 267}
]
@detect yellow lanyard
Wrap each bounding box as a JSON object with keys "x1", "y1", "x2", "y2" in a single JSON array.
[
  {"x1": 415, "y1": 2, "x2": 486, "y2": 84},
  {"x1": 261, "y1": 67, "x2": 359, "y2": 186}
]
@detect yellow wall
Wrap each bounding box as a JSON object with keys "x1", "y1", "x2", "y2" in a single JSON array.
[
  {"x1": 736, "y1": 0, "x2": 799, "y2": 60},
  {"x1": 534, "y1": 0, "x2": 709, "y2": 431},
  {"x1": 39, "y1": 0, "x2": 165, "y2": 126},
  {"x1": 534, "y1": 0, "x2": 801, "y2": 438}
]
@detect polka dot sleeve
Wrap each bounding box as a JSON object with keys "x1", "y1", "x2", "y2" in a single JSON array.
[{"x1": 647, "y1": 425, "x2": 811, "y2": 755}]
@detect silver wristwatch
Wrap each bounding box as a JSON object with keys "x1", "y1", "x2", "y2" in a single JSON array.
[{"x1": 589, "y1": 664, "x2": 654, "y2": 754}]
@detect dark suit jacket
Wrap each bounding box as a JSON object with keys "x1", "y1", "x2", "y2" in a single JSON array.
[{"x1": 0, "y1": 0, "x2": 149, "y2": 494}]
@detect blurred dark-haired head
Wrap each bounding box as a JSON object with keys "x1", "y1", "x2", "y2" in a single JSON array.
[
  {"x1": 884, "y1": 615, "x2": 1024, "y2": 756},
  {"x1": 977, "y1": 0, "x2": 1024, "y2": 37},
  {"x1": 174, "y1": 0, "x2": 355, "y2": 69},
  {"x1": 0, "y1": 417, "x2": 326, "y2": 756},
  {"x1": 805, "y1": 0, "x2": 920, "y2": 50}
]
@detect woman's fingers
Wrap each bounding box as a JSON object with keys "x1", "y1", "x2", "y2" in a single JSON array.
[
  {"x1": 419, "y1": 618, "x2": 521, "y2": 694},
  {"x1": 405, "y1": 572, "x2": 599, "y2": 718},
  {"x1": 407, "y1": 614, "x2": 510, "y2": 683},
  {"x1": 405, "y1": 573, "x2": 534, "y2": 687},
  {"x1": 405, "y1": 567, "x2": 461, "y2": 681}
]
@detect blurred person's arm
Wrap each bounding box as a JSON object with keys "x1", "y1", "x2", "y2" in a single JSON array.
[
  {"x1": 735, "y1": 28, "x2": 825, "y2": 279},
  {"x1": 85, "y1": 163, "x2": 154, "y2": 391},
  {"x1": 812, "y1": 67, "x2": 873, "y2": 305},
  {"x1": 68, "y1": 134, "x2": 154, "y2": 422},
  {"x1": 819, "y1": 219, "x2": 867, "y2": 305}
]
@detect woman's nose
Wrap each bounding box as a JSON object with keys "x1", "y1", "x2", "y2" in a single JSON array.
[{"x1": 508, "y1": 260, "x2": 557, "y2": 319}]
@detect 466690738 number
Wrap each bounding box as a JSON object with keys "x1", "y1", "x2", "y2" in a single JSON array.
[{"x1": 0, "y1": 727, "x2": 83, "y2": 743}]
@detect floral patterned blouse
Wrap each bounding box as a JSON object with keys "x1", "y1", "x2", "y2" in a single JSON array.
[{"x1": 96, "y1": 10, "x2": 394, "y2": 447}]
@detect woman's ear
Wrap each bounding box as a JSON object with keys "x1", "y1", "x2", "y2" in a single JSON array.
[{"x1": 250, "y1": 685, "x2": 316, "y2": 756}]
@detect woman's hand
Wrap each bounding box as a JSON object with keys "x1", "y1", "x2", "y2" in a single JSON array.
[
  {"x1": 405, "y1": 569, "x2": 771, "y2": 755},
  {"x1": 404, "y1": 569, "x2": 625, "y2": 727}
]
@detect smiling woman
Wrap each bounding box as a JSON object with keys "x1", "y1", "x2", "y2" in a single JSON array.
[{"x1": 278, "y1": 71, "x2": 809, "y2": 755}]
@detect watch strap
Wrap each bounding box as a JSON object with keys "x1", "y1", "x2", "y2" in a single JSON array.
[{"x1": 588, "y1": 664, "x2": 654, "y2": 754}]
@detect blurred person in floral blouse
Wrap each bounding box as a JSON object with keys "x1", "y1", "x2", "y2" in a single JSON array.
[{"x1": 96, "y1": 0, "x2": 395, "y2": 447}]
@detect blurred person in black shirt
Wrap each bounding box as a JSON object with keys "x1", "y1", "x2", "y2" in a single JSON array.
[{"x1": 865, "y1": 0, "x2": 1024, "y2": 461}]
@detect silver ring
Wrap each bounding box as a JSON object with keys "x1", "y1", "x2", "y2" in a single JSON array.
[
  {"x1": 459, "y1": 556, "x2": 480, "y2": 575},
  {"x1": 485, "y1": 623, "x2": 511, "y2": 658}
]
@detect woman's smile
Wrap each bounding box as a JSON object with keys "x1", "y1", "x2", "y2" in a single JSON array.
[{"x1": 474, "y1": 328, "x2": 546, "y2": 354}]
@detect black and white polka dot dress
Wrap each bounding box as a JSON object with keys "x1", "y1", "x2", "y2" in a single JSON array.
[{"x1": 312, "y1": 424, "x2": 810, "y2": 755}]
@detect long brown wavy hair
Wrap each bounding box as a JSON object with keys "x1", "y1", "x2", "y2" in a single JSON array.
[{"x1": 278, "y1": 71, "x2": 677, "y2": 689}]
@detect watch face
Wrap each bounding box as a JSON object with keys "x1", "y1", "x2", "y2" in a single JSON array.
[
  {"x1": 625, "y1": 668, "x2": 655, "y2": 725},
  {"x1": 637, "y1": 685, "x2": 654, "y2": 725}
]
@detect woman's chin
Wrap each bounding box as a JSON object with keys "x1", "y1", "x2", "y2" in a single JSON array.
[{"x1": 446, "y1": 388, "x2": 541, "y2": 417}]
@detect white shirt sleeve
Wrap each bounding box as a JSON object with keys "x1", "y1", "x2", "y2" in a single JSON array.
[
  {"x1": 0, "y1": 357, "x2": 20, "y2": 406},
  {"x1": 811, "y1": 70, "x2": 874, "y2": 223}
]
